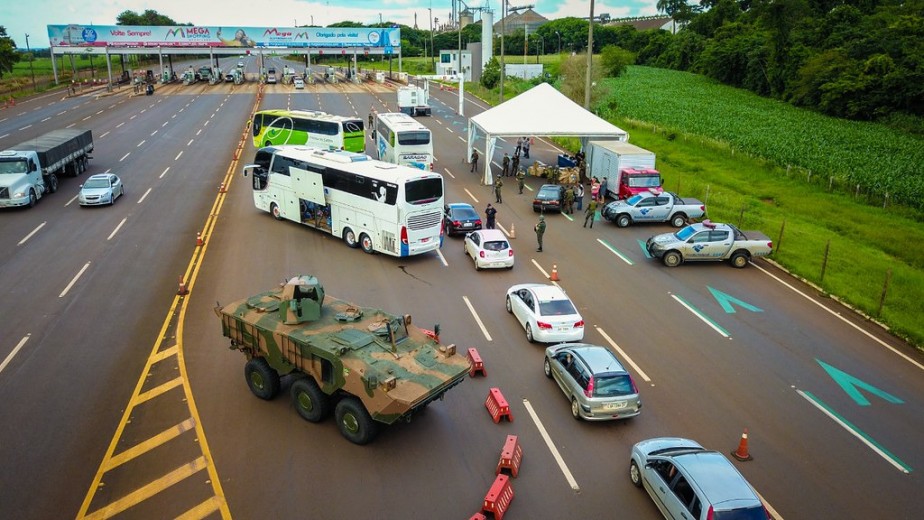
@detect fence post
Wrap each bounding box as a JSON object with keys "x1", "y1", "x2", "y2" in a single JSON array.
[
  {"x1": 877, "y1": 269, "x2": 892, "y2": 317},
  {"x1": 776, "y1": 219, "x2": 786, "y2": 254},
  {"x1": 883, "y1": 192, "x2": 889, "y2": 209},
  {"x1": 737, "y1": 207, "x2": 745, "y2": 228},
  {"x1": 829, "y1": 176, "x2": 834, "y2": 191},
  {"x1": 820, "y1": 239, "x2": 831, "y2": 282}
]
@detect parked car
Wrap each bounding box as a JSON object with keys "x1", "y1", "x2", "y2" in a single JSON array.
[
  {"x1": 544, "y1": 343, "x2": 641, "y2": 421},
  {"x1": 294, "y1": 77, "x2": 305, "y2": 89},
  {"x1": 463, "y1": 229, "x2": 514, "y2": 270},
  {"x1": 646, "y1": 220, "x2": 773, "y2": 268},
  {"x1": 629, "y1": 437, "x2": 769, "y2": 520},
  {"x1": 443, "y1": 203, "x2": 482, "y2": 236},
  {"x1": 533, "y1": 184, "x2": 565, "y2": 213},
  {"x1": 505, "y1": 284, "x2": 584, "y2": 343},
  {"x1": 78, "y1": 174, "x2": 124, "y2": 206},
  {"x1": 602, "y1": 191, "x2": 706, "y2": 228}
]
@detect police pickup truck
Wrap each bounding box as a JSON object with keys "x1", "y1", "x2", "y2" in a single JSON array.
[
  {"x1": 645, "y1": 220, "x2": 772, "y2": 268},
  {"x1": 602, "y1": 191, "x2": 705, "y2": 228}
]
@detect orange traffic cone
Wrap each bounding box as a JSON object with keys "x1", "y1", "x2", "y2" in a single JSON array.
[
  {"x1": 731, "y1": 428, "x2": 753, "y2": 461},
  {"x1": 177, "y1": 276, "x2": 189, "y2": 296},
  {"x1": 509, "y1": 223, "x2": 516, "y2": 239},
  {"x1": 550, "y1": 264, "x2": 560, "y2": 282},
  {"x1": 196, "y1": 232, "x2": 204, "y2": 247}
]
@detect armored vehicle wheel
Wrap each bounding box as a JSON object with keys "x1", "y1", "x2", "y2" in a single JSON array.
[
  {"x1": 291, "y1": 377, "x2": 330, "y2": 423},
  {"x1": 671, "y1": 214, "x2": 687, "y2": 228},
  {"x1": 616, "y1": 214, "x2": 631, "y2": 228},
  {"x1": 360, "y1": 233, "x2": 374, "y2": 254},
  {"x1": 662, "y1": 251, "x2": 682, "y2": 267},
  {"x1": 270, "y1": 203, "x2": 283, "y2": 221},
  {"x1": 342, "y1": 228, "x2": 359, "y2": 248},
  {"x1": 730, "y1": 251, "x2": 750, "y2": 268},
  {"x1": 244, "y1": 358, "x2": 280, "y2": 400},
  {"x1": 335, "y1": 397, "x2": 378, "y2": 445}
]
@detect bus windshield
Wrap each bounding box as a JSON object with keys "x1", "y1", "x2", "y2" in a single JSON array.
[
  {"x1": 397, "y1": 131, "x2": 431, "y2": 146},
  {"x1": 405, "y1": 177, "x2": 442, "y2": 205}
]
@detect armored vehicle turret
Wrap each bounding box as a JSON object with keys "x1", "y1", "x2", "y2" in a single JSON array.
[{"x1": 215, "y1": 275, "x2": 470, "y2": 444}]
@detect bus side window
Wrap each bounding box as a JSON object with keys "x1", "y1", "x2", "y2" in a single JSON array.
[{"x1": 252, "y1": 113, "x2": 262, "y2": 137}]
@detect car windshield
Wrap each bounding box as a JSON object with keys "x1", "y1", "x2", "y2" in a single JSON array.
[
  {"x1": 452, "y1": 207, "x2": 478, "y2": 220},
  {"x1": 712, "y1": 507, "x2": 769, "y2": 520},
  {"x1": 538, "y1": 188, "x2": 558, "y2": 200},
  {"x1": 83, "y1": 179, "x2": 111, "y2": 189},
  {"x1": 538, "y1": 299, "x2": 577, "y2": 316},
  {"x1": 675, "y1": 226, "x2": 698, "y2": 241},
  {"x1": 626, "y1": 194, "x2": 644, "y2": 205},
  {"x1": 593, "y1": 374, "x2": 635, "y2": 397},
  {"x1": 483, "y1": 240, "x2": 509, "y2": 251}
]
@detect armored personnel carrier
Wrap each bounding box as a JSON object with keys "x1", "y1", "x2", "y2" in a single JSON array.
[{"x1": 215, "y1": 275, "x2": 470, "y2": 444}]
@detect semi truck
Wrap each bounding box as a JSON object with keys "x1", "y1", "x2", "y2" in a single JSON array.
[
  {"x1": 215, "y1": 275, "x2": 471, "y2": 445},
  {"x1": 0, "y1": 129, "x2": 94, "y2": 208},
  {"x1": 397, "y1": 83, "x2": 431, "y2": 116},
  {"x1": 586, "y1": 140, "x2": 662, "y2": 200}
]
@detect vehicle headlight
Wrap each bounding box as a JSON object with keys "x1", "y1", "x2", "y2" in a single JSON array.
[{"x1": 13, "y1": 190, "x2": 26, "y2": 198}]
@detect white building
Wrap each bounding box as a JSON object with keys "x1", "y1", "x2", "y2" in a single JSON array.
[{"x1": 437, "y1": 49, "x2": 473, "y2": 82}]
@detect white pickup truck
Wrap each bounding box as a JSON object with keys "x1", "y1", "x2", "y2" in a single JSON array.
[
  {"x1": 602, "y1": 191, "x2": 705, "y2": 228},
  {"x1": 645, "y1": 220, "x2": 773, "y2": 268}
]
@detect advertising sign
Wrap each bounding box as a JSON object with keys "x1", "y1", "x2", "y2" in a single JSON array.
[{"x1": 47, "y1": 25, "x2": 401, "y2": 49}]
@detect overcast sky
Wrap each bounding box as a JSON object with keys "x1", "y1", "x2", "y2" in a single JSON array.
[{"x1": 5, "y1": 0, "x2": 660, "y2": 48}]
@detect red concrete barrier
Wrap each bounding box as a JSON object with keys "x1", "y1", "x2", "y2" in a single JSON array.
[
  {"x1": 468, "y1": 347, "x2": 486, "y2": 377},
  {"x1": 485, "y1": 387, "x2": 513, "y2": 423},
  {"x1": 482, "y1": 474, "x2": 514, "y2": 520},
  {"x1": 495, "y1": 435, "x2": 523, "y2": 478}
]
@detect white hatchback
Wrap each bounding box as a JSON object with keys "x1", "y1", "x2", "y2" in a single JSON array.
[
  {"x1": 463, "y1": 229, "x2": 514, "y2": 270},
  {"x1": 505, "y1": 284, "x2": 585, "y2": 343},
  {"x1": 294, "y1": 77, "x2": 305, "y2": 89}
]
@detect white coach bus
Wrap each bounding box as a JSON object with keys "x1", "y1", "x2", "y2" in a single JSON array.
[
  {"x1": 374, "y1": 112, "x2": 434, "y2": 171},
  {"x1": 243, "y1": 146, "x2": 444, "y2": 256}
]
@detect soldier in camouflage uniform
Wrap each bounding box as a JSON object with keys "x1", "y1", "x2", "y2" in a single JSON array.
[
  {"x1": 563, "y1": 186, "x2": 575, "y2": 214},
  {"x1": 516, "y1": 168, "x2": 526, "y2": 194},
  {"x1": 494, "y1": 176, "x2": 504, "y2": 204}
]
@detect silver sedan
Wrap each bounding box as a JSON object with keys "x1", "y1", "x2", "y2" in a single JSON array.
[{"x1": 78, "y1": 173, "x2": 124, "y2": 206}]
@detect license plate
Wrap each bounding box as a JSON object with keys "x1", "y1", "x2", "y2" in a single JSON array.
[
  {"x1": 556, "y1": 326, "x2": 569, "y2": 332},
  {"x1": 604, "y1": 401, "x2": 628, "y2": 410},
  {"x1": 421, "y1": 237, "x2": 430, "y2": 242},
  {"x1": 463, "y1": 223, "x2": 473, "y2": 228}
]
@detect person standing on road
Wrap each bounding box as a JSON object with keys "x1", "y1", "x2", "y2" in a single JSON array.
[
  {"x1": 516, "y1": 168, "x2": 526, "y2": 194},
  {"x1": 494, "y1": 176, "x2": 504, "y2": 204},
  {"x1": 535, "y1": 215, "x2": 546, "y2": 252},
  {"x1": 511, "y1": 154, "x2": 520, "y2": 180},
  {"x1": 502, "y1": 153, "x2": 510, "y2": 177},
  {"x1": 599, "y1": 177, "x2": 608, "y2": 204},
  {"x1": 564, "y1": 186, "x2": 575, "y2": 215},
  {"x1": 515, "y1": 137, "x2": 523, "y2": 157},
  {"x1": 523, "y1": 137, "x2": 531, "y2": 159},
  {"x1": 584, "y1": 199, "x2": 598, "y2": 228},
  {"x1": 485, "y1": 203, "x2": 497, "y2": 229},
  {"x1": 575, "y1": 183, "x2": 584, "y2": 211},
  {"x1": 470, "y1": 149, "x2": 479, "y2": 173}
]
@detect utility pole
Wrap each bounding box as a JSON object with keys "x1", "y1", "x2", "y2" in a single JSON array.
[
  {"x1": 25, "y1": 33, "x2": 36, "y2": 92},
  {"x1": 429, "y1": 5, "x2": 435, "y2": 74},
  {"x1": 585, "y1": 0, "x2": 595, "y2": 109},
  {"x1": 499, "y1": 3, "x2": 534, "y2": 102}
]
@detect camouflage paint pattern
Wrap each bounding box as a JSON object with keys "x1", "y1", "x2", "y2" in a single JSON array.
[{"x1": 216, "y1": 276, "x2": 470, "y2": 425}]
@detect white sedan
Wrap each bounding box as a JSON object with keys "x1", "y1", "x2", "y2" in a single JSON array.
[
  {"x1": 505, "y1": 284, "x2": 585, "y2": 343},
  {"x1": 78, "y1": 173, "x2": 124, "y2": 206},
  {"x1": 464, "y1": 229, "x2": 514, "y2": 270}
]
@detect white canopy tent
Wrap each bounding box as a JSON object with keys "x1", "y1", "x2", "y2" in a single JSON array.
[{"x1": 466, "y1": 82, "x2": 629, "y2": 185}]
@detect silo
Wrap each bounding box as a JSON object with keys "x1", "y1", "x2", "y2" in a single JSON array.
[
  {"x1": 481, "y1": 10, "x2": 493, "y2": 69},
  {"x1": 460, "y1": 9, "x2": 474, "y2": 29}
]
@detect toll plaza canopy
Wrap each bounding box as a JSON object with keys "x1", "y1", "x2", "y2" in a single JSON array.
[{"x1": 466, "y1": 82, "x2": 628, "y2": 185}]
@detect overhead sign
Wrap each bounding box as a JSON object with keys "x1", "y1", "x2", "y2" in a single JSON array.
[{"x1": 47, "y1": 25, "x2": 401, "y2": 49}]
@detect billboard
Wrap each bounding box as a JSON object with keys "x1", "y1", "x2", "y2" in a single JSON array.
[{"x1": 47, "y1": 25, "x2": 401, "y2": 50}]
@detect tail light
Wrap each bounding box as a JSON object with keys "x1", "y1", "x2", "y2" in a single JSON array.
[
  {"x1": 453, "y1": 220, "x2": 462, "y2": 227},
  {"x1": 584, "y1": 375, "x2": 595, "y2": 398},
  {"x1": 700, "y1": 205, "x2": 705, "y2": 211},
  {"x1": 429, "y1": 163, "x2": 433, "y2": 171},
  {"x1": 475, "y1": 219, "x2": 482, "y2": 226},
  {"x1": 479, "y1": 251, "x2": 485, "y2": 258},
  {"x1": 574, "y1": 320, "x2": 584, "y2": 328},
  {"x1": 767, "y1": 241, "x2": 773, "y2": 250},
  {"x1": 401, "y1": 226, "x2": 408, "y2": 245},
  {"x1": 706, "y1": 505, "x2": 714, "y2": 520},
  {"x1": 537, "y1": 321, "x2": 552, "y2": 330},
  {"x1": 508, "y1": 249, "x2": 514, "y2": 257}
]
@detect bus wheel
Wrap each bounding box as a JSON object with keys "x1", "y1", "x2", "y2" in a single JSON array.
[
  {"x1": 270, "y1": 203, "x2": 283, "y2": 221},
  {"x1": 342, "y1": 228, "x2": 359, "y2": 248},
  {"x1": 360, "y1": 233, "x2": 374, "y2": 254}
]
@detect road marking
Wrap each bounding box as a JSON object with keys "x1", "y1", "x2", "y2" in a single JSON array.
[
  {"x1": 187, "y1": 139, "x2": 194, "y2": 146},
  {"x1": 119, "y1": 152, "x2": 130, "y2": 162},
  {"x1": 458, "y1": 136, "x2": 465, "y2": 142},
  {"x1": 443, "y1": 168, "x2": 455, "y2": 179},
  {"x1": 671, "y1": 293, "x2": 730, "y2": 338},
  {"x1": 99, "y1": 131, "x2": 109, "y2": 138},
  {"x1": 179, "y1": 107, "x2": 184, "y2": 113},
  {"x1": 523, "y1": 399, "x2": 580, "y2": 491},
  {"x1": 597, "y1": 238, "x2": 634, "y2": 265},
  {"x1": 116, "y1": 122, "x2": 125, "y2": 128},
  {"x1": 596, "y1": 326, "x2": 652, "y2": 383},
  {"x1": 150, "y1": 130, "x2": 158, "y2": 136},
  {"x1": 162, "y1": 121, "x2": 168, "y2": 127},
  {"x1": 462, "y1": 295, "x2": 492, "y2": 341},
  {"x1": 159, "y1": 167, "x2": 170, "y2": 179},
  {"x1": 95, "y1": 110, "x2": 103, "y2": 115},
  {"x1": 137, "y1": 139, "x2": 146, "y2": 148},
  {"x1": 41, "y1": 117, "x2": 51, "y2": 122},
  {"x1": 108, "y1": 218, "x2": 127, "y2": 240},
  {"x1": 203, "y1": 120, "x2": 209, "y2": 127},
  {"x1": 708, "y1": 286, "x2": 763, "y2": 313},
  {"x1": 66, "y1": 123, "x2": 75, "y2": 128},
  {"x1": 18, "y1": 222, "x2": 46, "y2": 246},
  {"x1": 175, "y1": 151, "x2": 183, "y2": 161},
  {"x1": 140, "y1": 109, "x2": 146, "y2": 114},
  {"x1": 196, "y1": 129, "x2": 202, "y2": 136},
  {"x1": 637, "y1": 239, "x2": 652, "y2": 258},
  {"x1": 797, "y1": 389, "x2": 911, "y2": 473},
  {"x1": 65, "y1": 195, "x2": 78, "y2": 206},
  {"x1": 496, "y1": 223, "x2": 510, "y2": 238},
  {"x1": 754, "y1": 491, "x2": 784, "y2": 520},
  {"x1": 57, "y1": 111, "x2": 66, "y2": 116},
  {"x1": 0, "y1": 133, "x2": 8, "y2": 139},
  {"x1": 19, "y1": 124, "x2": 32, "y2": 130},
  {"x1": 105, "y1": 416, "x2": 195, "y2": 471},
  {"x1": 60, "y1": 262, "x2": 91, "y2": 298},
  {"x1": 753, "y1": 263, "x2": 924, "y2": 372},
  {"x1": 531, "y1": 259, "x2": 560, "y2": 288},
  {"x1": 435, "y1": 248, "x2": 448, "y2": 267},
  {"x1": 524, "y1": 184, "x2": 534, "y2": 192},
  {"x1": 561, "y1": 213, "x2": 573, "y2": 222},
  {"x1": 138, "y1": 187, "x2": 152, "y2": 204},
  {"x1": 817, "y1": 359, "x2": 903, "y2": 406},
  {"x1": 130, "y1": 114, "x2": 137, "y2": 120},
  {"x1": 464, "y1": 188, "x2": 479, "y2": 203},
  {"x1": 0, "y1": 335, "x2": 31, "y2": 376}
]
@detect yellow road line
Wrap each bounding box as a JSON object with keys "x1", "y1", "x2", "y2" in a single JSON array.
[
  {"x1": 105, "y1": 418, "x2": 196, "y2": 471},
  {"x1": 176, "y1": 496, "x2": 223, "y2": 520},
  {"x1": 83, "y1": 457, "x2": 207, "y2": 520},
  {"x1": 150, "y1": 344, "x2": 179, "y2": 363},
  {"x1": 135, "y1": 376, "x2": 184, "y2": 406}
]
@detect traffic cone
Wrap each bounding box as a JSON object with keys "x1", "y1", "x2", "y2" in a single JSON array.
[
  {"x1": 550, "y1": 264, "x2": 560, "y2": 282},
  {"x1": 731, "y1": 428, "x2": 753, "y2": 461},
  {"x1": 177, "y1": 276, "x2": 189, "y2": 296},
  {"x1": 509, "y1": 223, "x2": 516, "y2": 239},
  {"x1": 219, "y1": 182, "x2": 227, "y2": 193},
  {"x1": 196, "y1": 232, "x2": 204, "y2": 247}
]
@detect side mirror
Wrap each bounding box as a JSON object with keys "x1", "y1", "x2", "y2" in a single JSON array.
[{"x1": 242, "y1": 164, "x2": 258, "y2": 177}]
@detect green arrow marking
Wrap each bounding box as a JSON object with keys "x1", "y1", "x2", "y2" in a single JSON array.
[
  {"x1": 707, "y1": 286, "x2": 763, "y2": 314},
  {"x1": 636, "y1": 239, "x2": 652, "y2": 259},
  {"x1": 817, "y1": 359, "x2": 904, "y2": 407}
]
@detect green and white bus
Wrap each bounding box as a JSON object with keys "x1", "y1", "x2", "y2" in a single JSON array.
[{"x1": 251, "y1": 110, "x2": 366, "y2": 153}]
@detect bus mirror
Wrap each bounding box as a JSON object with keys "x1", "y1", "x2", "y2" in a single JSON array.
[{"x1": 242, "y1": 164, "x2": 258, "y2": 177}]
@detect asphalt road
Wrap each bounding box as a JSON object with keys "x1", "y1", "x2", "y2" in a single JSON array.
[{"x1": 1, "y1": 72, "x2": 921, "y2": 520}]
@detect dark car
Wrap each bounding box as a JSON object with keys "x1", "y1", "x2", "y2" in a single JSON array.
[
  {"x1": 533, "y1": 184, "x2": 565, "y2": 213},
  {"x1": 443, "y1": 203, "x2": 483, "y2": 236}
]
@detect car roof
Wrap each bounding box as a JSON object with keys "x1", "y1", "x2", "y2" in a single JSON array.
[
  {"x1": 447, "y1": 203, "x2": 475, "y2": 211},
  {"x1": 531, "y1": 285, "x2": 569, "y2": 301},
  {"x1": 570, "y1": 345, "x2": 625, "y2": 373},
  {"x1": 671, "y1": 451, "x2": 762, "y2": 507},
  {"x1": 474, "y1": 229, "x2": 508, "y2": 242},
  {"x1": 538, "y1": 184, "x2": 561, "y2": 191},
  {"x1": 87, "y1": 174, "x2": 113, "y2": 180}
]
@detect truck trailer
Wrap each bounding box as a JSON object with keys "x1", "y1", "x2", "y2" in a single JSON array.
[
  {"x1": 397, "y1": 83, "x2": 431, "y2": 116},
  {"x1": 0, "y1": 129, "x2": 94, "y2": 208},
  {"x1": 586, "y1": 140, "x2": 661, "y2": 200}
]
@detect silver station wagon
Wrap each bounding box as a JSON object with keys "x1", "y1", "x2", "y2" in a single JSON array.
[{"x1": 543, "y1": 343, "x2": 641, "y2": 421}]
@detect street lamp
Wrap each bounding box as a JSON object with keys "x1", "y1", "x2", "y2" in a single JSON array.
[
  {"x1": 429, "y1": 6, "x2": 436, "y2": 73},
  {"x1": 25, "y1": 33, "x2": 36, "y2": 92},
  {"x1": 585, "y1": 0, "x2": 595, "y2": 109}
]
